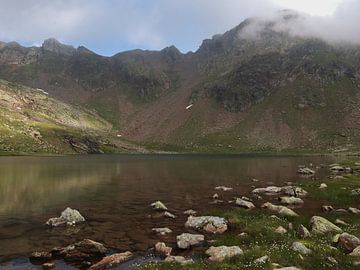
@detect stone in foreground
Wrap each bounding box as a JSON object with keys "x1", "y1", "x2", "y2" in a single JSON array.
[
  {"x1": 291, "y1": 242, "x2": 312, "y2": 255},
  {"x1": 310, "y1": 216, "x2": 343, "y2": 235},
  {"x1": 164, "y1": 256, "x2": 194, "y2": 265},
  {"x1": 235, "y1": 198, "x2": 255, "y2": 209},
  {"x1": 46, "y1": 207, "x2": 85, "y2": 227},
  {"x1": 176, "y1": 233, "x2": 205, "y2": 249},
  {"x1": 89, "y1": 252, "x2": 133, "y2": 270},
  {"x1": 206, "y1": 246, "x2": 243, "y2": 262},
  {"x1": 185, "y1": 216, "x2": 228, "y2": 234}
]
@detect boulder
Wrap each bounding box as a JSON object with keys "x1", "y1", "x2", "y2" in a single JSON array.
[
  {"x1": 176, "y1": 233, "x2": 204, "y2": 249},
  {"x1": 282, "y1": 186, "x2": 308, "y2": 197},
  {"x1": 335, "y1": 219, "x2": 348, "y2": 226},
  {"x1": 319, "y1": 183, "x2": 328, "y2": 189},
  {"x1": 164, "y1": 256, "x2": 194, "y2": 265},
  {"x1": 151, "y1": 201, "x2": 168, "y2": 211},
  {"x1": 185, "y1": 216, "x2": 228, "y2": 234},
  {"x1": 205, "y1": 246, "x2": 243, "y2": 262},
  {"x1": 235, "y1": 198, "x2": 255, "y2": 209},
  {"x1": 275, "y1": 226, "x2": 287, "y2": 234},
  {"x1": 155, "y1": 242, "x2": 172, "y2": 257},
  {"x1": 351, "y1": 189, "x2": 360, "y2": 196},
  {"x1": 254, "y1": 255, "x2": 269, "y2": 264},
  {"x1": 338, "y1": 233, "x2": 360, "y2": 252},
  {"x1": 262, "y1": 202, "x2": 298, "y2": 217},
  {"x1": 297, "y1": 224, "x2": 311, "y2": 238},
  {"x1": 252, "y1": 186, "x2": 282, "y2": 195},
  {"x1": 290, "y1": 242, "x2": 312, "y2": 255},
  {"x1": 310, "y1": 216, "x2": 343, "y2": 234},
  {"x1": 279, "y1": 197, "x2": 304, "y2": 205},
  {"x1": 89, "y1": 252, "x2": 133, "y2": 270},
  {"x1": 152, "y1": 228, "x2": 172, "y2": 236},
  {"x1": 164, "y1": 211, "x2": 176, "y2": 218},
  {"x1": 46, "y1": 207, "x2": 85, "y2": 227}
]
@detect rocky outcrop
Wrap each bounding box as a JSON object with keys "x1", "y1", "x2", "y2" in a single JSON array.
[
  {"x1": 185, "y1": 216, "x2": 228, "y2": 234},
  {"x1": 46, "y1": 207, "x2": 85, "y2": 227},
  {"x1": 310, "y1": 216, "x2": 343, "y2": 234},
  {"x1": 205, "y1": 246, "x2": 243, "y2": 262},
  {"x1": 176, "y1": 233, "x2": 205, "y2": 249}
]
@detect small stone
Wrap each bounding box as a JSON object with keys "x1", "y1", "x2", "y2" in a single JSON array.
[
  {"x1": 164, "y1": 211, "x2": 176, "y2": 218},
  {"x1": 279, "y1": 196, "x2": 304, "y2": 205},
  {"x1": 152, "y1": 228, "x2": 172, "y2": 235},
  {"x1": 335, "y1": 219, "x2": 348, "y2": 226},
  {"x1": 176, "y1": 233, "x2": 204, "y2": 249},
  {"x1": 155, "y1": 242, "x2": 172, "y2": 257},
  {"x1": 322, "y1": 205, "x2": 334, "y2": 212},
  {"x1": 206, "y1": 246, "x2": 243, "y2": 262},
  {"x1": 349, "y1": 207, "x2": 360, "y2": 214},
  {"x1": 215, "y1": 186, "x2": 233, "y2": 191},
  {"x1": 327, "y1": 257, "x2": 338, "y2": 264},
  {"x1": 183, "y1": 209, "x2": 197, "y2": 215},
  {"x1": 254, "y1": 255, "x2": 269, "y2": 264},
  {"x1": 213, "y1": 193, "x2": 219, "y2": 200},
  {"x1": 275, "y1": 226, "x2": 287, "y2": 234},
  {"x1": 42, "y1": 262, "x2": 55, "y2": 270},
  {"x1": 151, "y1": 201, "x2": 168, "y2": 211},
  {"x1": 185, "y1": 216, "x2": 228, "y2": 234},
  {"x1": 89, "y1": 252, "x2": 133, "y2": 270},
  {"x1": 262, "y1": 202, "x2": 298, "y2": 217},
  {"x1": 238, "y1": 232, "x2": 248, "y2": 237},
  {"x1": 319, "y1": 183, "x2": 328, "y2": 189},
  {"x1": 291, "y1": 242, "x2": 312, "y2": 255},
  {"x1": 297, "y1": 224, "x2": 311, "y2": 238},
  {"x1": 235, "y1": 198, "x2": 255, "y2": 209},
  {"x1": 351, "y1": 188, "x2": 360, "y2": 196},
  {"x1": 164, "y1": 256, "x2": 193, "y2": 265}
]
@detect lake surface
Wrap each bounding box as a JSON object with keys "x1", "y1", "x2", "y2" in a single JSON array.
[{"x1": 0, "y1": 154, "x2": 335, "y2": 269}]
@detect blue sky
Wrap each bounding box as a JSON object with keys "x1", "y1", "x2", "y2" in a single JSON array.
[{"x1": 0, "y1": 0, "x2": 356, "y2": 56}]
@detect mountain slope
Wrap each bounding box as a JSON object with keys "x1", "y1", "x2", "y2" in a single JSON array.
[{"x1": 1, "y1": 11, "x2": 360, "y2": 153}]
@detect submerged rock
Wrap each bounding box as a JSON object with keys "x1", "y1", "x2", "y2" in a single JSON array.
[
  {"x1": 176, "y1": 233, "x2": 204, "y2": 249},
  {"x1": 290, "y1": 242, "x2": 312, "y2": 255},
  {"x1": 235, "y1": 198, "x2": 255, "y2": 209},
  {"x1": 155, "y1": 242, "x2": 172, "y2": 257},
  {"x1": 252, "y1": 186, "x2": 307, "y2": 197},
  {"x1": 205, "y1": 246, "x2": 243, "y2": 262},
  {"x1": 152, "y1": 228, "x2": 172, "y2": 235},
  {"x1": 183, "y1": 209, "x2": 197, "y2": 216},
  {"x1": 337, "y1": 233, "x2": 360, "y2": 252},
  {"x1": 89, "y1": 251, "x2": 133, "y2": 270},
  {"x1": 42, "y1": 262, "x2": 55, "y2": 269},
  {"x1": 164, "y1": 256, "x2": 194, "y2": 265},
  {"x1": 262, "y1": 202, "x2": 299, "y2": 217},
  {"x1": 46, "y1": 207, "x2": 85, "y2": 227},
  {"x1": 297, "y1": 167, "x2": 315, "y2": 175},
  {"x1": 151, "y1": 201, "x2": 168, "y2": 211},
  {"x1": 310, "y1": 216, "x2": 343, "y2": 235},
  {"x1": 185, "y1": 216, "x2": 228, "y2": 234},
  {"x1": 351, "y1": 189, "x2": 360, "y2": 196}
]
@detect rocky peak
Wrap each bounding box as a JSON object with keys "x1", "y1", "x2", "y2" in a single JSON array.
[
  {"x1": 42, "y1": 38, "x2": 75, "y2": 56},
  {"x1": 161, "y1": 45, "x2": 182, "y2": 62}
]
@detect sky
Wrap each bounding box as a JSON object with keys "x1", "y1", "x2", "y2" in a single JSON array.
[{"x1": 0, "y1": 0, "x2": 357, "y2": 56}]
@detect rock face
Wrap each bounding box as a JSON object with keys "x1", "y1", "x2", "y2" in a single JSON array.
[
  {"x1": 310, "y1": 216, "x2": 343, "y2": 234},
  {"x1": 337, "y1": 233, "x2": 360, "y2": 252},
  {"x1": 262, "y1": 202, "x2": 299, "y2": 217},
  {"x1": 46, "y1": 207, "x2": 85, "y2": 227},
  {"x1": 176, "y1": 233, "x2": 205, "y2": 249},
  {"x1": 235, "y1": 198, "x2": 255, "y2": 209},
  {"x1": 291, "y1": 242, "x2": 312, "y2": 255},
  {"x1": 279, "y1": 197, "x2": 304, "y2": 205},
  {"x1": 151, "y1": 201, "x2": 168, "y2": 211},
  {"x1": 164, "y1": 256, "x2": 194, "y2": 265},
  {"x1": 185, "y1": 216, "x2": 228, "y2": 234},
  {"x1": 89, "y1": 251, "x2": 133, "y2": 270},
  {"x1": 206, "y1": 246, "x2": 243, "y2": 262},
  {"x1": 155, "y1": 242, "x2": 172, "y2": 257}
]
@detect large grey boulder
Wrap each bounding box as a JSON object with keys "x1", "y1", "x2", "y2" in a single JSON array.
[
  {"x1": 176, "y1": 233, "x2": 204, "y2": 249},
  {"x1": 310, "y1": 216, "x2": 343, "y2": 234},
  {"x1": 185, "y1": 216, "x2": 228, "y2": 234},
  {"x1": 46, "y1": 207, "x2": 85, "y2": 227},
  {"x1": 205, "y1": 246, "x2": 243, "y2": 262}
]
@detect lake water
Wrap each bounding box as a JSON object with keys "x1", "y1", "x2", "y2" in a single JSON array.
[{"x1": 0, "y1": 154, "x2": 335, "y2": 269}]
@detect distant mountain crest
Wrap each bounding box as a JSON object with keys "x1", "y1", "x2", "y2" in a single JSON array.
[{"x1": 42, "y1": 38, "x2": 75, "y2": 56}]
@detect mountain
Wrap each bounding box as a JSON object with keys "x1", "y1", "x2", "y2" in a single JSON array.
[{"x1": 1, "y1": 10, "x2": 360, "y2": 154}]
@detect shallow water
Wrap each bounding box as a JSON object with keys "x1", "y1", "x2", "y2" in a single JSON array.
[{"x1": 0, "y1": 154, "x2": 335, "y2": 269}]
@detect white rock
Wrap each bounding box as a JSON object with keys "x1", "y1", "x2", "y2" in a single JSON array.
[
  {"x1": 176, "y1": 233, "x2": 204, "y2": 249},
  {"x1": 206, "y1": 246, "x2": 243, "y2": 262}
]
